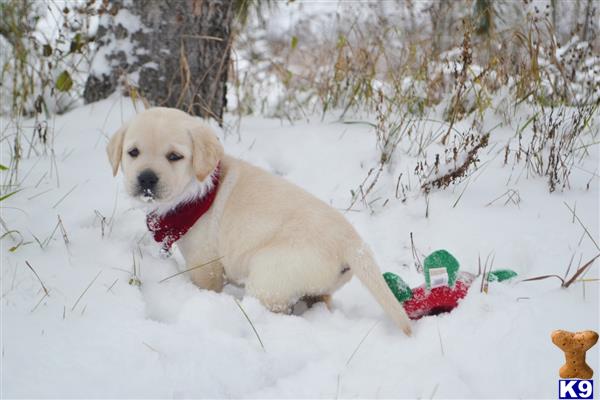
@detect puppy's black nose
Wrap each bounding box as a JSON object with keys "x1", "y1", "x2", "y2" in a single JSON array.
[{"x1": 138, "y1": 169, "x2": 158, "y2": 190}]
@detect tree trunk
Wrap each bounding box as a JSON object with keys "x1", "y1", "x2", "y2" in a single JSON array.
[
  {"x1": 550, "y1": 0, "x2": 557, "y2": 34},
  {"x1": 582, "y1": 0, "x2": 592, "y2": 42},
  {"x1": 84, "y1": 0, "x2": 234, "y2": 124},
  {"x1": 474, "y1": 0, "x2": 492, "y2": 36}
]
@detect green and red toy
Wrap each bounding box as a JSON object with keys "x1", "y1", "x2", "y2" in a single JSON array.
[{"x1": 384, "y1": 250, "x2": 517, "y2": 320}]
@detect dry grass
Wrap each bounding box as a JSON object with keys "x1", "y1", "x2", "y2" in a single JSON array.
[
  {"x1": 521, "y1": 254, "x2": 599, "y2": 288},
  {"x1": 24, "y1": 260, "x2": 49, "y2": 296},
  {"x1": 233, "y1": 298, "x2": 266, "y2": 351},
  {"x1": 230, "y1": 1, "x2": 599, "y2": 205},
  {"x1": 421, "y1": 133, "x2": 490, "y2": 193},
  {"x1": 158, "y1": 256, "x2": 224, "y2": 284},
  {"x1": 71, "y1": 270, "x2": 101, "y2": 312},
  {"x1": 345, "y1": 321, "x2": 379, "y2": 367}
]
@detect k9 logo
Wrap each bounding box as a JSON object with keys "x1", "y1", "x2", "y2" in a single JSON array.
[{"x1": 559, "y1": 380, "x2": 593, "y2": 399}]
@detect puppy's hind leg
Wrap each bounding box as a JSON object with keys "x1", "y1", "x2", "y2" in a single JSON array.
[
  {"x1": 244, "y1": 248, "x2": 306, "y2": 314},
  {"x1": 245, "y1": 264, "x2": 295, "y2": 314},
  {"x1": 245, "y1": 246, "x2": 344, "y2": 315}
]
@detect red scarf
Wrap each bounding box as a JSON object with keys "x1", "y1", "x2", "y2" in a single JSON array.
[{"x1": 146, "y1": 164, "x2": 221, "y2": 252}]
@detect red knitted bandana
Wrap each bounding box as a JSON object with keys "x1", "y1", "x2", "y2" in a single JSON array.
[{"x1": 146, "y1": 164, "x2": 221, "y2": 252}]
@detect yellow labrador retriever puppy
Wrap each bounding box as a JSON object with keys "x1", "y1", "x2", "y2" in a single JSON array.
[{"x1": 107, "y1": 107, "x2": 411, "y2": 335}]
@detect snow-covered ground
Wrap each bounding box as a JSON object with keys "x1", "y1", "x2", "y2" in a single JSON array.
[{"x1": 1, "y1": 96, "x2": 598, "y2": 398}]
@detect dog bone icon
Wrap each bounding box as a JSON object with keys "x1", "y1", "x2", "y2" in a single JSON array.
[{"x1": 551, "y1": 330, "x2": 599, "y2": 379}]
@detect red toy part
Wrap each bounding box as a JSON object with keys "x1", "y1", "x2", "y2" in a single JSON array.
[{"x1": 402, "y1": 280, "x2": 471, "y2": 320}]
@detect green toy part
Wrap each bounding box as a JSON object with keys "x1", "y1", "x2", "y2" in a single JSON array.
[
  {"x1": 384, "y1": 252, "x2": 517, "y2": 307},
  {"x1": 424, "y1": 250, "x2": 460, "y2": 289},
  {"x1": 487, "y1": 269, "x2": 518, "y2": 282},
  {"x1": 383, "y1": 272, "x2": 413, "y2": 303}
]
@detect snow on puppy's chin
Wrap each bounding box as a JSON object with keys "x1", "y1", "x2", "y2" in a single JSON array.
[
  {"x1": 145, "y1": 171, "x2": 217, "y2": 216},
  {"x1": 128, "y1": 184, "x2": 162, "y2": 206},
  {"x1": 140, "y1": 188, "x2": 155, "y2": 203}
]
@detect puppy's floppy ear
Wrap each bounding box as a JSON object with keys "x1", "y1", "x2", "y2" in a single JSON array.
[
  {"x1": 189, "y1": 121, "x2": 224, "y2": 182},
  {"x1": 106, "y1": 123, "x2": 128, "y2": 177}
]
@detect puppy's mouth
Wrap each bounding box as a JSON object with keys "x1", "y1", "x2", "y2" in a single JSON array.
[
  {"x1": 134, "y1": 187, "x2": 163, "y2": 203},
  {"x1": 140, "y1": 189, "x2": 155, "y2": 202}
]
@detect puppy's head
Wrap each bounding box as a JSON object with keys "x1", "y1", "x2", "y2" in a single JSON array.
[{"x1": 107, "y1": 107, "x2": 223, "y2": 207}]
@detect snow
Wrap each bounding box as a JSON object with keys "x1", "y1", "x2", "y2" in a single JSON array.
[
  {"x1": 113, "y1": 8, "x2": 145, "y2": 32},
  {"x1": 1, "y1": 96, "x2": 599, "y2": 398},
  {"x1": 88, "y1": 6, "x2": 148, "y2": 78}
]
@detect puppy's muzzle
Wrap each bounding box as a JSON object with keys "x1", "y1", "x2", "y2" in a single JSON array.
[{"x1": 137, "y1": 169, "x2": 159, "y2": 200}]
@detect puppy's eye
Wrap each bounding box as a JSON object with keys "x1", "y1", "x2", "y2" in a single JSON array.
[
  {"x1": 166, "y1": 152, "x2": 183, "y2": 162},
  {"x1": 128, "y1": 148, "x2": 139, "y2": 158}
]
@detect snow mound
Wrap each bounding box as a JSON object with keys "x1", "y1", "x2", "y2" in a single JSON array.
[{"x1": 1, "y1": 96, "x2": 598, "y2": 398}]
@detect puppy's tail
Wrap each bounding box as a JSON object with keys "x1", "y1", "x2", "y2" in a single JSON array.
[{"x1": 347, "y1": 246, "x2": 412, "y2": 336}]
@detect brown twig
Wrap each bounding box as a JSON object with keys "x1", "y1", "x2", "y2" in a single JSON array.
[
  {"x1": 520, "y1": 254, "x2": 599, "y2": 288},
  {"x1": 52, "y1": 183, "x2": 78, "y2": 209},
  {"x1": 563, "y1": 254, "x2": 600, "y2": 288},
  {"x1": 233, "y1": 298, "x2": 265, "y2": 351},
  {"x1": 71, "y1": 271, "x2": 102, "y2": 311},
  {"x1": 410, "y1": 232, "x2": 423, "y2": 273},
  {"x1": 422, "y1": 133, "x2": 489, "y2": 193},
  {"x1": 31, "y1": 291, "x2": 49, "y2": 313},
  {"x1": 57, "y1": 215, "x2": 69, "y2": 246},
  {"x1": 564, "y1": 202, "x2": 599, "y2": 251},
  {"x1": 521, "y1": 274, "x2": 565, "y2": 285},
  {"x1": 25, "y1": 260, "x2": 49, "y2": 296},
  {"x1": 346, "y1": 321, "x2": 379, "y2": 367}
]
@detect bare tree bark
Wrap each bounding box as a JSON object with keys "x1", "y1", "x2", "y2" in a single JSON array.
[
  {"x1": 84, "y1": 0, "x2": 234, "y2": 124},
  {"x1": 573, "y1": 0, "x2": 581, "y2": 36},
  {"x1": 551, "y1": 0, "x2": 557, "y2": 33},
  {"x1": 582, "y1": 0, "x2": 592, "y2": 41},
  {"x1": 474, "y1": 0, "x2": 492, "y2": 36}
]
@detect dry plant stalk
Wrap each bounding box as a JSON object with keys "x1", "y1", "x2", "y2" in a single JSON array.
[
  {"x1": 71, "y1": 270, "x2": 102, "y2": 312},
  {"x1": 233, "y1": 298, "x2": 266, "y2": 351},
  {"x1": 158, "y1": 256, "x2": 224, "y2": 283},
  {"x1": 421, "y1": 133, "x2": 489, "y2": 193},
  {"x1": 521, "y1": 254, "x2": 599, "y2": 288},
  {"x1": 24, "y1": 260, "x2": 49, "y2": 296}
]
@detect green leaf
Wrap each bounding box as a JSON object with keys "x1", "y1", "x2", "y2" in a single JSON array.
[
  {"x1": 0, "y1": 164, "x2": 8, "y2": 171},
  {"x1": 291, "y1": 35, "x2": 298, "y2": 50},
  {"x1": 0, "y1": 230, "x2": 26, "y2": 252},
  {"x1": 43, "y1": 44, "x2": 53, "y2": 57},
  {"x1": 55, "y1": 71, "x2": 73, "y2": 92},
  {"x1": 0, "y1": 189, "x2": 21, "y2": 202},
  {"x1": 128, "y1": 276, "x2": 142, "y2": 286},
  {"x1": 70, "y1": 33, "x2": 85, "y2": 53}
]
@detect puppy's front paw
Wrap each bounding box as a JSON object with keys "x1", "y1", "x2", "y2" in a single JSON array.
[{"x1": 189, "y1": 262, "x2": 225, "y2": 293}]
